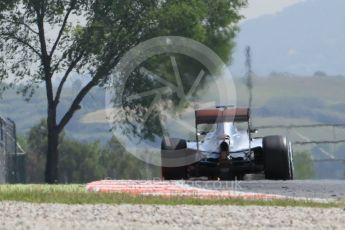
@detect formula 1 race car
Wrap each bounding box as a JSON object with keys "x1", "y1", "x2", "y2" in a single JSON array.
[{"x1": 161, "y1": 106, "x2": 294, "y2": 180}]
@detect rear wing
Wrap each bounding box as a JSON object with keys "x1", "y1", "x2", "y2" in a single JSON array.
[{"x1": 195, "y1": 108, "x2": 250, "y2": 125}]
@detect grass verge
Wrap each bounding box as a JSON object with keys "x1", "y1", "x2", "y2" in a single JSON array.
[{"x1": 0, "y1": 185, "x2": 343, "y2": 208}]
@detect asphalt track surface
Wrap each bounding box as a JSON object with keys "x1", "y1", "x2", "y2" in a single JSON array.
[{"x1": 185, "y1": 180, "x2": 345, "y2": 199}]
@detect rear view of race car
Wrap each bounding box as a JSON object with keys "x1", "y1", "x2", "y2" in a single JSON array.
[{"x1": 161, "y1": 107, "x2": 294, "y2": 180}]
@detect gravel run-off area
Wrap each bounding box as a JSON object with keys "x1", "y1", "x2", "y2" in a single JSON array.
[{"x1": 1, "y1": 202, "x2": 345, "y2": 229}]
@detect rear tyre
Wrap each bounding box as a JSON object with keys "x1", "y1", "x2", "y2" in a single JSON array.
[
  {"x1": 161, "y1": 137, "x2": 188, "y2": 180},
  {"x1": 263, "y1": 136, "x2": 293, "y2": 180}
]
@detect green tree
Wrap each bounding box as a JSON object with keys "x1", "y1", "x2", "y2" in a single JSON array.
[
  {"x1": 24, "y1": 120, "x2": 159, "y2": 182},
  {"x1": 294, "y1": 151, "x2": 314, "y2": 179},
  {"x1": 101, "y1": 137, "x2": 160, "y2": 179},
  {"x1": 0, "y1": 0, "x2": 246, "y2": 183},
  {"x1": 59, "y1": 139, "x2": 106, "y2": 183},
  {"x1": 112, "y1": 0, "x2": 246, "y2": 141},
  {"x1": 25, "y1": 120, "x2": 107, "y2": 183},
  {"x1": 23, "y1": 119, "x2": 47, "y2": 182}
]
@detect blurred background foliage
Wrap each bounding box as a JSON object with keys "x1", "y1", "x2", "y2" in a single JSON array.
[
  {"x1": 22, "y1": 119, "x2": 160, "y2": 183},
  {"x1": 10, "y1": 73, "x2": 345, "y2": 181}
]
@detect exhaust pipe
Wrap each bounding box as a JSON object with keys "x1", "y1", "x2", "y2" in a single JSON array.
[
  {"x1": 219, "y1": 141, "x2": 229, "y2": 160},
  {"x1": 220, "y1": 141, "x2": 229, "y2": 152}
]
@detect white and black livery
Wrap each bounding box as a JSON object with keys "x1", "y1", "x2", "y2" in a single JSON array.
[{"x1": 161, "y1": 106, "x2": 294, "y2": 180}]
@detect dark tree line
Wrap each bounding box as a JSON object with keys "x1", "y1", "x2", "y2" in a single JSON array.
[{"x1": 22, "y1": 119, "x2": 159, "y2": 183}]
